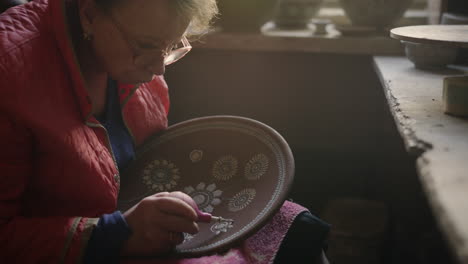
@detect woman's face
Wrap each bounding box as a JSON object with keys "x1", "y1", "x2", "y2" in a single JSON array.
[{"x1": 81, "y1": 0, "x2": 189, "y2": 84}]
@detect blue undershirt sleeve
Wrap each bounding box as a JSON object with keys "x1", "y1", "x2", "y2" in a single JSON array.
[{"x1": 83, "y1": 211, "x2": 132, "y2": 264}]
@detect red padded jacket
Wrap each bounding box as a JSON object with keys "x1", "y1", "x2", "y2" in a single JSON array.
[{"x1": 0, "y1": 0, "x2": 170, "y2": 262}]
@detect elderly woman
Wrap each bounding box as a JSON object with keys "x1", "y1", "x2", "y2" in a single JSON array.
[{"x1": 0, "y1": 0, "x2": 329, "y2": 263}]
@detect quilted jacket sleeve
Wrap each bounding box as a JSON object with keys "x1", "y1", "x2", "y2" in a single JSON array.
[{"x1": 0, "y1": 112, "x2": 99, "y2": 263}]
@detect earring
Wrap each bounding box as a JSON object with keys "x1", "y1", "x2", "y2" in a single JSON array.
[{"x1": 83, "y1": 32, "x2": 93, "y2": 41}]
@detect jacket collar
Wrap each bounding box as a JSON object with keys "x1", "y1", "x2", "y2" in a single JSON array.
[{"x1": 48, "y1": 0, "x2": 138, "y2": 122}]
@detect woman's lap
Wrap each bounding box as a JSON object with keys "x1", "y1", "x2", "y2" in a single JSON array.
[{"x1": 274, "y1": 211, "x2": 330, "y2": 264}]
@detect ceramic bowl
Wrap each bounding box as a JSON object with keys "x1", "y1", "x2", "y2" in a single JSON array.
[
  {"x1": 339, "y1": 0, "x2": 413, "y2": 29},
  {"x1": 217, "y1": 0, "x2": 280, "y2": 32},
  {"x1": 273, "y1": 0, "x2": 324, "y2": 29},
  {"x1": 402, "y1": 40, "x2": 458, "y2": 70},
  {"x1": 117, "y1": 115, "x2": 295, "y2": 257},
  {"x1": 441, "y1": 12, "x2": 468, "y2": 25}
]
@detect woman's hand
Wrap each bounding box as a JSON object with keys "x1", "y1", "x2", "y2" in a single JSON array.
[{"x1": 121, "y1": 191, "x2": 199, "y2": 256}]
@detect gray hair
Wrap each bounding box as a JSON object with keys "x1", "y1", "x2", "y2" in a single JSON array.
[
  {"x1": 170, "y1": 0, "x2": 218, "y2": 37},
  {"x1": 95, "y1": 0, "x2": 218, "y2": 37}
]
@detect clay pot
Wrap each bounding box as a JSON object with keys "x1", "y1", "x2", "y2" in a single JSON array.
[
  {"x1": 402, "y1": 40, "x2": 458, "y2": 70},
  {"x1": 217, "y1": 0, "x2": 280, "y2": 32},
  {"x1": 273, "y1": 0, "x2": 324, "y2": 29},
  {"x1": 339, "y1": 0, "x2": 413, "y2": 29}
]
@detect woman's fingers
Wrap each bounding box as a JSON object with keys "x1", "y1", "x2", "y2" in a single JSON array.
[
  {"x1": 121, "y1": 191, "x2": 201, "y2": 255},
  {"x1": 156, "y1": 212, "x2": 199, "y2": 234},
  {"x1": 150, "y1": 194, "x2": 198, "y2": 221},
  {"x1": 168, "y1": 231, "x2": 185, "y2": 245}
]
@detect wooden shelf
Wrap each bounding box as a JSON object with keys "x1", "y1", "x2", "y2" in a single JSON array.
[
  {"x1": 193, "y1": 24, "x2": 405, "y2": 56},
  {"x1": 374, "y1": 56, "x2": 468, "y2": 264}
]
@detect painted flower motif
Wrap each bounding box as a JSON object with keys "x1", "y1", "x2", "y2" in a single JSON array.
[
  {"x1": 142, "y1": 160, "x2": 180, "y2": 192},
  {"x1": 228, "y1": 188, "x2": 256, "y2": 212},
  {"x1": 189, "y1": 149, "x2": 203, "y2": 163},
  {"x1": 244, "y1": 153, "x2": 269, "y2": 180},
  {"x1": 183, "y1": 232, "x2": 195, "y2": 243},
  {"x1": 212, "y1": 155, "x2": 238, "y2": 181},
  {"x1": 210, "y1": 220, "x2": 234, "y2": 235},
  {"x1": 183, "y1": 182, "x2": 222, "y2": 213}
]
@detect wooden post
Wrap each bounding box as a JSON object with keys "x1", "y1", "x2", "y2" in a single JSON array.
[{"x1": 427, "y1": 0, "x2": 448, "y2": 24}]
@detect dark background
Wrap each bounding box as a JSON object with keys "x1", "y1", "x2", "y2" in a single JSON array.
[{"x1": 165, "y1": 49, "x2": 455, "y2": 264}]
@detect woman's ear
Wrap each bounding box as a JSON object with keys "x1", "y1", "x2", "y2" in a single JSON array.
[{"x1": 78, "y1": 0, "x2": 99, "y2": 35}]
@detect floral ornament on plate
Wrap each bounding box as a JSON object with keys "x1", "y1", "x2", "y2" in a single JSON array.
[
  {"x1": 142, "y1": 160, "x2": 180, "y2": 192},
  {"x1": 183, "y1": 232, "x2": 195, "y2": 243},
  {"x1": 212, "y1": 155, "x2": 238, "y2": 181},
  {"x1": 183, "y1": 182, "x2": 222, "y2": 213},
  {"x1": 189, "y1": 149, "x2": 203, "y2": 163},
  {"x1": 210, "y1": 219, "x2": 234, "y2": 235},
  {"x1": 244, "y1": 153, "x2": 269, "y2": 180},
  {"x1": 228, "y1": 188, "x2": 256, "y2": 212}
]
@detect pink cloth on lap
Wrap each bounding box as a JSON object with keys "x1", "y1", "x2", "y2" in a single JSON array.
[{"x1": 122, "y1": 201, "x2": 307, "y2": 264}]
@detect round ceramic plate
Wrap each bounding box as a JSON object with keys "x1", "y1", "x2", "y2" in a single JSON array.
[
  {"x1": 390, "y1": 25, "x2": 468, "y2": 48},
  {"x1": 117, "y1": 115, "x2": 295, "y2": 257}
]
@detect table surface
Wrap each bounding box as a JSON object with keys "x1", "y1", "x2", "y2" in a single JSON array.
[
  {"x1": 374, "y1": 56, "x2": 468, "y2": 264},
  {"x1": 390, "y1": 25, "x2": 468, "y2": 48}
]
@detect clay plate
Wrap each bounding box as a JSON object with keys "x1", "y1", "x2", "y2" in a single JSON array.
[{"x1": 117, "y1": 115, "x2": 295, "y2": 257}]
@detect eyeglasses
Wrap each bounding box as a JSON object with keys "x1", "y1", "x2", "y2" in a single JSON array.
[{"x1": 107, "y1": 12, "x2": 192, "y2": 66}]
